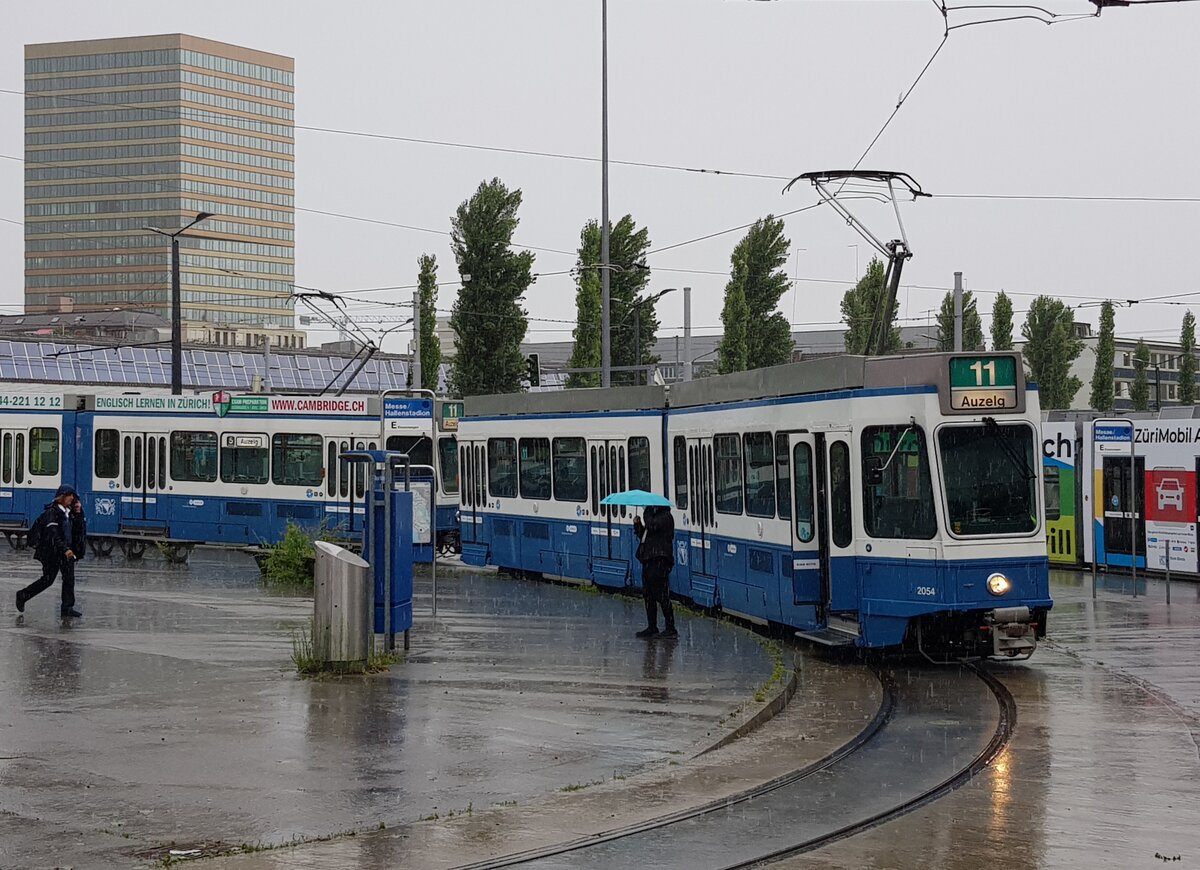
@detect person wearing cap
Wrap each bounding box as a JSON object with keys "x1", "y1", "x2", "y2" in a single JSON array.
[{"x1": 16, "y1": 484, "x2": 81, "y2": 618}]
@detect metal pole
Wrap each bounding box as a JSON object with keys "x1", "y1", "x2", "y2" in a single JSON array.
[
  {"x1": 1091, "y1": 424, "x2": 1097, "y2": 599},
  {"x1": 953, "y1": 271, "x2": 963, "y2": 352},
  {"x1": 1165, "y1": 536, "x2": 1172, "y2": 605},
  {"x1": 430, "y1": 415, "x2": 438, "y2": 620},
  {"x1": 674, "y1": 334, "x2": 680, "y2": 382},
  {"x1": 383, "y1": 458, "x2": 394, "y2": 651},
  {"x1": 634, "y1": 304, "x2": 640, "y2": 387},
  {"x1": 170, "y1": 235, "x2": 182, "y2": 394},
  {"x1": 1154, "y1": 364, "x2": 1161, "y2": 411},
  {"x1": 1130, "y1": 429, "x2": 1138, "y2": 597},
  {"x1": 682, "y1": 287, "x2": 693, "y2": 382},
  {"x1": 412, "y1": 288, "x2": 423, "y2": 392},
  {"x1": 599, "y1": 0, "x2": 611, "y2": 390},
  {"x1": 261, "y1": 332, "x2": 272, "y2": 391}
]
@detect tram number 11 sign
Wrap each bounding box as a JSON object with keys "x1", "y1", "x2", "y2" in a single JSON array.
[{"x1": 948, "y1": 356, "x2": 1019, "y2": 411}]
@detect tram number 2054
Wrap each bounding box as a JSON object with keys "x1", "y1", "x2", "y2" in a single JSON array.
[{"x1": 915, "y1": 586, "x2": 937, "y2": 597}]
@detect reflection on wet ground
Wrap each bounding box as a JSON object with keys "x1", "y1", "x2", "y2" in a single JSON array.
[
  {"x1": 790, "y1": 570, "x2": 1200, "y2": 870},
  {"x1": 0, "y1": 549, "x2": 771, "y2": 869}
]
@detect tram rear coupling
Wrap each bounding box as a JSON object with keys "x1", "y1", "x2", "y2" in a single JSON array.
[{"x1": 985, "y1": 605, "x2": 1037, "y2": 658}]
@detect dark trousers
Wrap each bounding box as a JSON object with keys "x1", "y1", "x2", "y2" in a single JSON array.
[
  {"x1": 642, "y1": 561, "x2": 674, "y2": 631},
  {"x1": 20, "y1": 557, "x2": 74, "y2": 614}
]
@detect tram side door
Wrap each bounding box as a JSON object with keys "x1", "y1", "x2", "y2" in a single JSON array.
[
  {"x1": 787, "y1": 433, "x2": 828, "y2": 615},
  {"x1": 685, "y1": 437, "x2": 716, "y2": 586},
  {"x1": 1102, "y1": 455, "x2": 1146, "y2": 562},
  {"x1": 0, "y1": 428, "x2": 29, "y2": 510},
  {"x1": 120, "y1": 432, "x2": 168, "y2": 526},
  {"x1": 588, "y1": 440, "x2": 616, "y2": 561},
  {"x1": 459, "y1": 440, "x2": 484, "y2": 545}
]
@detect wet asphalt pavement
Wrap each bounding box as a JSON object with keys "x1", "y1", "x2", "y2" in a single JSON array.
[
  {"x1": 0, "y1": 548, "x2": 773, "y2": 869},
  {"x1": 4, "y1": 553, "x2": 1199, "y2": 869}
]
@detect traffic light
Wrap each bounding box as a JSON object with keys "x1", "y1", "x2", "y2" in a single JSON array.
[{"x1": 525, "y1": 353, "x2": 541, "y2": 387}]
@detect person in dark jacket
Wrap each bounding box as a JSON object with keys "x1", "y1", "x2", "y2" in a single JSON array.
[
  {"x1": 633, "y1": 505, "x2": 676, "y2": 639},
  {"x1": 59, "y1": 493, "x2": 87, "y2": 616},
  {"x1": 16, "y1": 484, "x2": 81, "y2": 618}
]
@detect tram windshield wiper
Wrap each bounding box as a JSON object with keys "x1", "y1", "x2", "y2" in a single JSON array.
[{"x1": 982, "y1": 416, "x2": 1036, "y2": 481}]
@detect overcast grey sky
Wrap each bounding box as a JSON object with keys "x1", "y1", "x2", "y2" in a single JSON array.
[{"x1": 3, "y1": 0, "x2": 1198, "y2": 352}]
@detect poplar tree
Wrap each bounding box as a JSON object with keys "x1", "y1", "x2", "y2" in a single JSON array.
[
  {"x1": 934, "y1": 290, "x2": 984, "y2": 351},
  {"x1": 722, "y1": 216, "x2": 792, "y2": 370},
  {"x1": 449, "y1": 178, "x2": 534, "y2": 396},
  {"x1": 841, "y1": 258, "x2": 899, "y2": 354},
  {"x1": 717, "y1": 282, "x2": 750, "y2": 374},
  {"x1": 1131, "y1": 339, "x2": 1151, "y2": 411},
  {"x1": 1179, "y1": 311, "x2": 1196, "y2": 405},
  {"x1": 416, "y1": 253, "x2": 441, "y2": 393},
  {"x1": 991, "y1": 291, "x2": 1014, "y2": 351},
  {"x1": 1089, "y1": 301, "x2": 1115, "y2": 412},
  {"x1": 1021, "y1": 296, "x2": 1083, "y2": 410}
]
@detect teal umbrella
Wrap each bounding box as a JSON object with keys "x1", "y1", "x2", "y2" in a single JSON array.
[{"x1": 600, "y1": 489, "x2": 671, "y2": 508}]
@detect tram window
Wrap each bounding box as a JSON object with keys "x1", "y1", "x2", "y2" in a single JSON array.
[
  {"x1": 617, "y1": 446, "x2": 626, "y2": 517},
  {"x1": 133, "y1": 437, "x2": 142, "y2": 489},
  {"x1": 673, "y1": 436, "x2": 688, "y2": 510},
  {"x1": 743, "y1": 432, "x2": 776, "y2": 518},
  {"x1": 339, "y1": 440, "x2": 350, "y2": 497},
  {"x1": 95, "y1": 429, "x2": 120, "y2": 479},
  {"x1": 792, "y1": 442, "x2": 815, "y2": 543},
  {"x1": 1044, "y1": 466, "x2": 1061, "y2": 521},
  {"x1": 714, "y1": 434, "x2": 744, "y2": 515},
  {"x1": 477, "y1": 443, "x2": 487, "y2": 505},
  {"x1": 221, "y1": 434, "x2": 269, "y2": 484},
  {"x1": 519, "y1": 438, "x2": 552, "y2": 500},
  {"x1": 439, "y1": 437, "x2": 459, "y2": 494},
  {"x1": 326, "y1": 442, "x2": 337, "y2": 497},
  {"x1": 487, "y1": 438, "x2": 518, "y2": 498},
  {"x1": 158, "y1": 437, "x2": 166, "y2": 489},
  {"x1": 860, "y1": 425, "x2": 936, "y2": 540},
  {"x1": 775, "y1": 433, "x2": 791, "y2": 521},
  {"x1": 147, "y1": 438, "x2": 157, "y2": 489},
  {"x1": 14, "y1": 433, "x2": 24, "y2": 484},
  {"x1": 170, "y1": 431, "x2": 217, "y2": 482},
  {"x1": 2, "y1": 432, "x2": 10, "y2": 484},
  {"x1": 122, "y1": 436, "x2": 132, "y2": 488},
  {"x1": 387, "y1": 435, "x2": 433, "y2": 467},
  {"x1": 829, "y1": 441, "x2": 853, "y2": 548},
  {"x1": 553, "y1": 437, "x2": 587, "y2": 502},
  {"x1": 939, "y1": 422, "x2": 1037, "y2": 536},
  {"x1": 29, "y1": 428, "x2": 59, "y2": 476},
  {"x1": 272, "y1": 433, "x2": 323, "y2": 487},
  {"x1": 629, "y1": 437, "x2": 651, "y2": 493}
]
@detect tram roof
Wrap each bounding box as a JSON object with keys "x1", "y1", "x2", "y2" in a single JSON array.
[{"x1": 465, "y1": 352, "x2": 982, "y2": 416}]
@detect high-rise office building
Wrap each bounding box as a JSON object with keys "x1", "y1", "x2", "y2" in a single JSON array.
[{"x1": 24, "y1": 34, "x2": 302, "y2": 348}]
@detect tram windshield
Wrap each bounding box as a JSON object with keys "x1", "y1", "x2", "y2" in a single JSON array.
[{"x1": 938, "y1": 421, "x2": 1038, "y2": 536}]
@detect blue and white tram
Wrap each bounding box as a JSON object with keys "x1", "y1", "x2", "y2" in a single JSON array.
[
  {"x1": 77, "y1": 392, "x2": 381, "y2": 555},
  {"x1": 460, "y1": 353, "x2": 1052, "y2": 659},
  {"x1": 0, "y1": 391, "x2": 72, "y2": 547}
]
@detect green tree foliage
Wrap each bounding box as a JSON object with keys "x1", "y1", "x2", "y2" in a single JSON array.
[
  {"x1": 1179, "y1": 311, "x2": 1197, "y2": 405},
  {"x1": 1131, "y1": 339, "x2": 1151, "y2": 411},
  {"x1": 717, "y1": 282, "x2": 750, "y2": 374},
  {"x1": 1089, "y1": 301, "x2": 1116, "y2": 412},
  {"x1": 449, "y1": 178, "x2": 535, "y2": 396},
  {"x1": 1020, "y1": 296, "x2": 1084, "y2": 410},
  {"x1": 991, "y1": 291, "x2": 1014, "y2": 351},
  {"x1": 719, "y1": 216, "x2": 793, "y2": 370},
  {"x1": 416, "y1": 253, "x2": 441, "y2": 393},
  {"x1": 934, "y1": 290, "x2": 984, "y2": 351},
  {"x1": 566, "y1": 215, "x2": 651, "y2": 388},
  {"x1": 841, "y1": 258, "x2": 900, "y2": 355}
]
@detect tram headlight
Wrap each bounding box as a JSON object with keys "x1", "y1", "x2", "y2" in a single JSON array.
[{"x1": 986, "y1": 572, "x2": 1012, "y2": 597}]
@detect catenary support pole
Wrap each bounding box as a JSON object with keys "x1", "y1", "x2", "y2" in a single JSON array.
[
  {"x1": 599, "y1": 0, "x2": 611, "y2": 389},
  {"x1": 683, "y1": 287, "x2": 693, "y2": 382},
  {"x1": 171, "y1": 235, "x2": 182, "y2": 394},
  {"x1": 953, "y1": 271, "x2": 963, "y2": 352}
]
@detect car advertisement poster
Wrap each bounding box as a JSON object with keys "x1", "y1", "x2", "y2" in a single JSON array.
[{"x1": 1144, "y1": 468, "x2": 1197, "y2": 573}]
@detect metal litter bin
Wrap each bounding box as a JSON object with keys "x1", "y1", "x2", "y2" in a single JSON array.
[{"x1": 313, "y1": 540, "x2": 371, "y2": 667}]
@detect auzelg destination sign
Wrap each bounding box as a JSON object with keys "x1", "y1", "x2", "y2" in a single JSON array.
[{"x1": 948, "y1": 356, "x2": 1018, "y2": 411}]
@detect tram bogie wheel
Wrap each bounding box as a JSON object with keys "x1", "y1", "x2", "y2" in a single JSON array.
[
  {"x1": 164, "y1": 543, "x2": 193, "y2": 565},
  {"x1": 119, "y1": 539, "x2": 147, "y2": 560},
  {"x1": 90, "y1": 537, "x2": 115, "y2": 558}
]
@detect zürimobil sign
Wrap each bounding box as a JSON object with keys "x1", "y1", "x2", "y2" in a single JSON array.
[{"x1": 93, "y1": 394, "x2": 367, "y2": 415}]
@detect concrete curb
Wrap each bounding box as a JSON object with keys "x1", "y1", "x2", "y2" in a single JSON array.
[{"x1": 693, "y1": 650, "x2": 801, "y2": 757}]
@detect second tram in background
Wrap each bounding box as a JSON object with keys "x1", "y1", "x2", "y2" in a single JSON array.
[{"x1": 459, "y1": 352, "x2": 1051, "y2": 659}]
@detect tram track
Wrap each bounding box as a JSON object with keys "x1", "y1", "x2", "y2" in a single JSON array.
[{"x1": 455, "y1": 660, "x2": 1015, "y2": 870}]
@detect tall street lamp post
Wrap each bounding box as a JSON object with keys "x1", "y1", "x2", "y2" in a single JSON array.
[{"x1": 144, "y1": 211, "x2": 214, "y2": 394}]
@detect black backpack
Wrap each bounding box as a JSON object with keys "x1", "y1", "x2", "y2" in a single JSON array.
[{"x1": 27, "y1": 511, "x2": 49, "y2": 552}]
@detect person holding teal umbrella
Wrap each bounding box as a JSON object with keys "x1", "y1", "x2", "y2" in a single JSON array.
[{"x1": 633, "y1": 505, "x2": 676, "y2": 639}]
